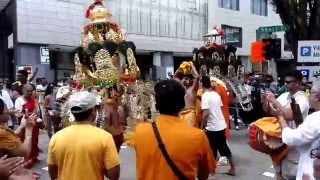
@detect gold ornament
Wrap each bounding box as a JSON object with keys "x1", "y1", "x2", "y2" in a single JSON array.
[
  {"x1": 227, "y1": 65, "x2": 236, "y2": 77},
  {"x1": 88, "y1": 2, "x2": 112, "y2": 23},
  {"x1": 127, "y1": 48, "x2": 139, "y2": 78},
  {"x1": 82, "y1": 32, "x2": 95, "y2": 49},
  {"x1": 105, "y1": 29, "x2": 119, "y2": 42},
  {"x1": 93, "y1": 49, "x2": 119, "y2": 83},
  {"x1": 73, "y1": 54, "x2": 87, "y2": 82},
  {"x1": 213, "y1": 66, "x2": 221, "y2": 75}
]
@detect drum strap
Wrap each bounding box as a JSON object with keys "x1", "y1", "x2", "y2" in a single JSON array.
[{"x1": 151, "y1": 122, "x2": 186, "y2": 180}]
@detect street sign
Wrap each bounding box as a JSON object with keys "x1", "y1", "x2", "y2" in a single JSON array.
[
  {"x1": 297, "y1": 66, "x2": 320, "y2": 82},
  {"x1": 257, "y1": 25, "x2": 290, "y2": 33},
  {"x1": 297, "y1": 41, "x2": 320, "y2": 63}
]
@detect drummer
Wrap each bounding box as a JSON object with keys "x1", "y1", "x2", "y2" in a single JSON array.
[
  {"x1": 274, "y1": 79, "x2": 320, "y2": 180},
  {"x1": 263, "y1": 70, "x2": 309, "y2": 180}
]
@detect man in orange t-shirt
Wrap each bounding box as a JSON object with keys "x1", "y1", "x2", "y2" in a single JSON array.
[{"x1": 134, "y1": 80, "x2": 215, "y2": 180}]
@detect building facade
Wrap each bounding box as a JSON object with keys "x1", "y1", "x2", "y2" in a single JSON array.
[
  {"x1": 1, "y1": 0, "x2": 292, "y2": 81},
  {"x1": 3, "y1": 0, "x2": 208, "y2": 81},
  {"x1": 208, "y1": 0, "x2": 293, "y2": 79}
]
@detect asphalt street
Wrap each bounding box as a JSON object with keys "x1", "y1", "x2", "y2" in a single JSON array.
[{"x1": 32, "y1": 125, "x2": 276, "y2": 180}]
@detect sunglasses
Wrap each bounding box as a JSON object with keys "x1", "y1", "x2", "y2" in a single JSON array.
[{"x1": 310, "y1": 146, "x2": 320, "y2": 159}]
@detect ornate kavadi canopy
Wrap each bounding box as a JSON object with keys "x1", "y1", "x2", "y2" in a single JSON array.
[{"x1": 73, "y1": 0, "x2": 140, "y2": 88}]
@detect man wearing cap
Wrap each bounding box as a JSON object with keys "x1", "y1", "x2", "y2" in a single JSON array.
[{"x1": 47, "y1": 91, "x2": 120, "y2": 180}]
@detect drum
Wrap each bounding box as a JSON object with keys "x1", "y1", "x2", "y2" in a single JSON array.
[{"x1": 248, "y1": 123, "x2": 284, "y2": 154}]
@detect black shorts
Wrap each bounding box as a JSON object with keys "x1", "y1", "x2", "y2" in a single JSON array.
[{"x1": 205, "y1": 129, "x2": 232, "y2": 159}]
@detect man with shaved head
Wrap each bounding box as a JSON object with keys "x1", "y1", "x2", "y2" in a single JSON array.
[
  {"x1": 15, "y1": 84, "x2": 40, "y2": 168},
  {"x1": 275, "y1": 79, "x2": 320, "y2": 179}
]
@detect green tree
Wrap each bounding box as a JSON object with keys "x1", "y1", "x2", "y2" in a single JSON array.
[{"x1": 270, "y1": 0, "x2": 320, "y2": 65}]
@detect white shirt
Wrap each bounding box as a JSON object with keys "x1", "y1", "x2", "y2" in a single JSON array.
[
  {"x1": 15, "y1": 96, "x2": 27, "y2": 111},
  {"x1": 277, "y1": 91, "x2": 310, "y2": 123},
  {"x1": 244, "y1": 84, "x2": 252, "y2": 95},
  {"x1": 0, "y1": 90, "x2": 14, "y2": 126},
  {"x1": 36, "y1": 85, "x2": 47, "y2": 103},
  {"x1": 201, "y1": 91, "x2": 226, "y2": 131},
  {"x1": 282, "y1": 110, "x2": 320, "y2": 180},
  {"x1": 275, "y1": 91, "x2": 310, "y2": 179}
]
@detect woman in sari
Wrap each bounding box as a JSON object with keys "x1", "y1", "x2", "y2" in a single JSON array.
[{"x1": 14, "y1": 84, "x2": 40, "y2": 167}]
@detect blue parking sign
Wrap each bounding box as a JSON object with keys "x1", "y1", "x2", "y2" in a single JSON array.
[
  {"x1": 300, "y1": 46, "x2": 312, "y2": 56},
  {"x1": 299, "y1": 69, "x2": 310, "y2": 78}
]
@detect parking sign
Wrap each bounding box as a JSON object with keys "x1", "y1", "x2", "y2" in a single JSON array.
[
  {"x1": 297, "y1": 66, "x2": 320, "y2": 82},
  {"x1": 300, "y1": 46, "x2": 312, "y2": 56},
  {"x1": 298, "y1": 69, "x2": 309, "y2": 78},
  {"x1": 298, "y1": 41, "x2": 320, "y2": 63}
]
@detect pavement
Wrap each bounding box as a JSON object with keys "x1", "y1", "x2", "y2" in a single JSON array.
[{"x1": 32, "y1": 124, "x2": 276, "y2": 180}]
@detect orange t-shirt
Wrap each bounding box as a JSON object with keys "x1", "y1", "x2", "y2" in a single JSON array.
[
  {"x1": 214, "y1": 84, "x2": 231, "y2": 140},
  {"x1": 134, "y1": 115, "x2": 216, "y2": 180}
]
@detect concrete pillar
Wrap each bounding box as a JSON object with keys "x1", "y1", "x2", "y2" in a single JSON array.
[
  {"x1": 153, "y1": 52, "x2": 161, "y2": 67},
  {"x1": 161, "y1": 52, "x2": 174, "y2": 79}
]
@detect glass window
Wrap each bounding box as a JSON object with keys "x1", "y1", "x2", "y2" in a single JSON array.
[
  {"x1": 222, "y1": 25, "x2": 242, "y2": 47},
  {"x1": 218, "y1": 0, "x2": 239, "y2": 11},
  {"x1": 150, "y1": 11, "x2": 159, "y2": 36},
  {"x1": 113, "y1": 0, "x2": 207, "y2": 40},
  {"x1": 185, "y1": 14, "x2": 192, "y2": 39},
  {"x1": 251, "y1": 0, "x2": 268, "y2": 16},
  {"x1": 168, "y1": 11, "x2": 177, "y2": 38},
  {"x1": 139, "y1": 6, "x2": 150, "y2": 35},
  {"x1": 129, "y1": 8, "x2": 139, "y2": 34},
  {"x1": 118, "y1": 7, "x2": 129, "y2": 32},
  {"x1": 159, "y1": 13, "x2": 167, "y2": 36},
  {"x1": 188, "y1": 0, "x2": 197, "y2": 10},
  {"x1": 177, "y1": 13, "x2": 184, "y2": 38}
]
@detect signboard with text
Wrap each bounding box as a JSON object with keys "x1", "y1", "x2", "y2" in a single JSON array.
[
  {"x1": 298, "y1": 41, "x2": 320, "y2": 63},
  {"x1": 257, "y1": 25, "x2": 290, "y2": 33},
  {"x1": 40, "y1": 46, "x2": 50, "y2": 64},
  {"x1": 297, "y1": 66, "x2": 320, "y2": 82}
]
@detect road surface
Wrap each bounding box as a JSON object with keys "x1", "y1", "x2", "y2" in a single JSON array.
[{"x1": 33, "y1": 126, "x2": 276, "y2": 180}]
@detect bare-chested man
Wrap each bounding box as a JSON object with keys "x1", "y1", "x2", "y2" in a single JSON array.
[
  {"x1": 174, "y1": 62, "x2": 200, "y2": 127},
  {"x1": 102, "y1": 87, "x2": 124, "y2": 153}
]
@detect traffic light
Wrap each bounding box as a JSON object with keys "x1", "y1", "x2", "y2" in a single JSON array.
[
  {"x1": 250, "y1": 41, "x2": 266, "y2": 63},
  {"x1": 262, "y1": 38, "x2": 282, "y2": 60},
  {"x1": 271, "y1": 38, "x2": 281, "y2": 59},
  {"x1": 262, "y1": 38, "x2": 273, "y2": 60}
]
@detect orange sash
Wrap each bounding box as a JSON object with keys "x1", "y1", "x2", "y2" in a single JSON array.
[
  {"x1": 179, "y1": 109, "x2": 197, "y2": 127},
  {"x1": 270, "y1": 145, "x2": 291, "y2": 165}
]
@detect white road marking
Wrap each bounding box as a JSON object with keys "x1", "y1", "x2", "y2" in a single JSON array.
[
  {"x1": 270, "y1": 165, "x2": 273, "y2": 169},
  {"x1": 263, "y1": 172, "x2": 275, "y2": 178},
  {"x1": 121, "y1": 145, "x2": 128, "y2": 149},
  {"x1": 42, "y1": 167, "x2": 48, "y2": 171}
]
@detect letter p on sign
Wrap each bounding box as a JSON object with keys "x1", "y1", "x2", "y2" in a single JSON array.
[{"x1": 301, "y1": 46, "x2": 312, "y2": 56}]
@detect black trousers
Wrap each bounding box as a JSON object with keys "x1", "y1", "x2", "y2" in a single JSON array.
[{"x1": 206, "y1": 129, "x2": 232, "y2": 160}]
